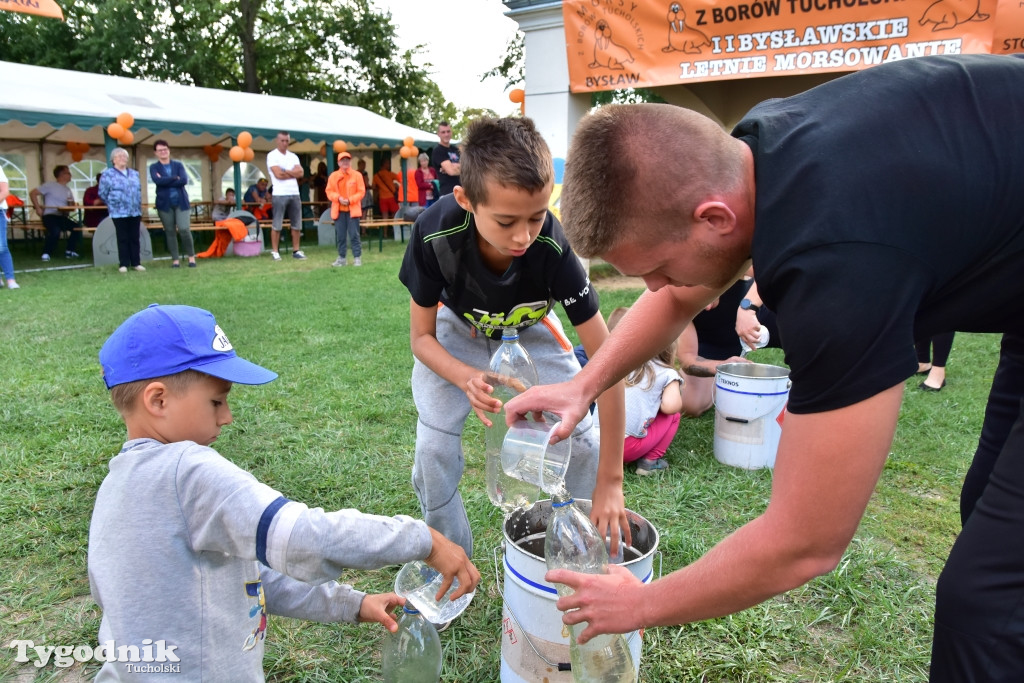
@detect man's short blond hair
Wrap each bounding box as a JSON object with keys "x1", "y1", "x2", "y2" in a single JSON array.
[
  {"x1": 459, "y1": 117, "x2": 553, "y2": 206},
  {"x1": 109, "y1": 369, "x2": 209, "y2": 416},
  {"x1": 561, "y1": 104, "x2": 744, "y2": 257}
]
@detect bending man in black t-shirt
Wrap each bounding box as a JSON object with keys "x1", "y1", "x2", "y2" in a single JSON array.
[{"x1": 506, "y1": 54, "x2": 1024, "y2": 681}]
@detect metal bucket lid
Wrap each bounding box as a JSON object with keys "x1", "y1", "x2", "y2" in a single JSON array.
[
  {"x1": 717, "y1": 362, "x2": 790, "y2": 380},
  {"x1": 503, "y1": 498, "x2": 659, "y2": 557}
]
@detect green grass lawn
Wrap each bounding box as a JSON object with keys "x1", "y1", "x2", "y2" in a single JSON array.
[{"x1": 0, "y1": 239, "x2": 1000, "y2": 681}]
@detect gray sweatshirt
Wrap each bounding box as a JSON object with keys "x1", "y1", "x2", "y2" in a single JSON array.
[{"x1": 88, "y1": 438, "x2": 432, "y2": 681}]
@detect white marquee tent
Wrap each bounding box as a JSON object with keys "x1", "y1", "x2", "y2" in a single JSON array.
[{"x1": 0, "y1": 61, "x2": 438, "y2": 202}]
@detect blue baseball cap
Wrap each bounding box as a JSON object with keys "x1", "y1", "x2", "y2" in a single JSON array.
[{"x1": 99, "y1": 304, "x2": 278, "y2": 389}]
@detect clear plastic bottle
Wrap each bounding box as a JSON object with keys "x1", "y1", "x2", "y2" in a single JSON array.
[
  {"x1": 485, "y1": 328, "x2": 542, "y2": 512},
  {"x1": 544, "y1": 487, "x2": 637, "y2": 683},
  {"x1": 381, "y1": 605, "x2": 442, "y2": 683}
]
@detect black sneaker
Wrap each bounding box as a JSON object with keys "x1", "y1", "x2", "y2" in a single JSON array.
[{"x1": 65, "y1": 250, "x2": 81, "y2": 259}]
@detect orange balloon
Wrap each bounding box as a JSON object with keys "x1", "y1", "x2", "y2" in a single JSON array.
[
  {"x1": 212, "y1": 144, "x2": 223, "y2": 155},
  {"x1": 333, "y1": 140, "x2": 347, "y2": 153},
  {"x1": 237, "y1": 131, "x2": 253, "y2": 148},
  {"x1": 65, "y1": 141, "x2": 76, "y2": 152},
  {"x1": 107, "y1": 122, "x2": 125, "y2": 140},
  {"x1": 410, "y1": 145, "x2": 419, "y2": 158},
  {"x1": 399, "y1": 145, "x2": 412, "y2": 159},
  {"x1": 243, "y1": 147, "x2": 255, "y2": 162},
  {"x1": 229, "y1": 146, "x2": 245, "y2": 163},
  {"x1": 116, "y1": 112, "x2": 134, "y2": 129},
  {"x1": 403, "y1": 136, "x2": 415, "y2": 148},
  {"x1": 119, "y1": 129, "x2": 134, "y2": 145},
  {"x1": 509, "y1": 88, "x2": 525, "y2": 104},
  {"x1": 71, "y1": 152, "x2": 84, "y2": 162}
]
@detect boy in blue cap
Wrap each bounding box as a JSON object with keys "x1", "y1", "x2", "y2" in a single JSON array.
[{"x1": 90, "y1": 304, "x2": 479, "y2": 681}]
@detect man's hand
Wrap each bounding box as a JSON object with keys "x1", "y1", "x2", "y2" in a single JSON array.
[
  {"x1": 545, "y1": 564, "x2": 644, "y2": 643},
  {"x1": 424, "y1": 528, "x2": 480, "y2": 602},
  {"x1": 504, "y1": 381, "x2": 592, "y2": 444},
  {"x1": 358, "y1": 592, "x2": 406, "y2": 632}
]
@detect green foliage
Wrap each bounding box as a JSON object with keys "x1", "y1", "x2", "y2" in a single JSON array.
[
  {"x1": 0, "y1": 0, "x2": 453, "y2": 129},
  {"x1": 0, "y1": 241, "x2": 1001, "y2": 681},
  {"x1": 481, "y1": 34, "x2": 525, "y2": 91}
]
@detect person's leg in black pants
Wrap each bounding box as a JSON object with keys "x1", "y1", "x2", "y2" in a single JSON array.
[
  {"x1": 41, "y1": 214, "x2": 61, "y2": 259},
  {"x1": 126, "y1": 216, "x2": 142, "y2": 267},
  {"x1": 930, "y1": 332, "x2": 1024, "y2": 682},
  {"x1": 916, "y1": 332, "x2": 955, "y2": 391},
  {"x1": 113, "y1": 217, "x2": 132, "y2": 268}
]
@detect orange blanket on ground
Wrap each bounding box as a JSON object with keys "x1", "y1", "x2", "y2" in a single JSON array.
[{"x1": 196, "y1": 218, "x2": 250, "y2": 258}]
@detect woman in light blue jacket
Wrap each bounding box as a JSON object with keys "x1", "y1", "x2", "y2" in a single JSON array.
[{"x1": 99, "y1": 147, "x2": 144, "y2": 272}]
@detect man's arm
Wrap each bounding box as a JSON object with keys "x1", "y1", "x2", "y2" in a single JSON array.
[
  {"x1": 548, "y1": 384, "x2": 903, "y2": 642},
  {"x1": 574, "y1": 312, "x2": 629, "y2": 551},
  {"x1": 29, "y1": 187, "x2": 43, "y2": 216},
  {"x1": 440, "y1": 160, "x2": 460, "y2": 177},
  {"x1": 506, "y1": 284, "x2": 716, "y2": 439}
]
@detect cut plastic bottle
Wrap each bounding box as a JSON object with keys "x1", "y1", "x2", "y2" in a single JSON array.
[
  {"x1": 485, "y1": 328, "x2": 542, "y2": 512},
  {"x1": 381, "y1": 605, "x2": 442, "y2": 683},
  {"x1": 544, "y1": 487, "x2": 637, "y2": 683}
]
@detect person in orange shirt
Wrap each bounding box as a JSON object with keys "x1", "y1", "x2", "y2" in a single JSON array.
[
  {"x1": 326, "y1": 152, "x2": 366, "y2": 267},
  {"x1": 372, "y1": 159, "x2": 401, "y2": 219}
]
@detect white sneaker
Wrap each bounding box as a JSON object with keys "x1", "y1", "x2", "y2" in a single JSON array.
[
  {"x1": 41, "y1": 253, "x2": 51, "y2": 262},
  {"x1": 6, "y1": 280, "x2": 19, "y2": 290},
  {"x1": 118, "y1": 266, "x2": 128, "y2": 273},
  {"x1": 332, "y1": 257, "x2": 346, "y2": 267},
  {"x1": 293, "y1": 250, "x2": 306, "y2": 260},
  {"x1": 353, "y1": 257, "x2": 362, "y2": 267},
  {"x1": 134, "y1": 265, "x2": 146, "y2": 272},
  {"x1": 271, "y1": 251, "x2": 282, "y2": 261}
]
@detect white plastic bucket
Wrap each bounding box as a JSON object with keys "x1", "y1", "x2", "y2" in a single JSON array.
[
  {"x1": 713, "y1": 362, "x2": 791, "y2": 470},
  {"x1": 498, "y1": 499, "x2": 659, "y2": 682}
]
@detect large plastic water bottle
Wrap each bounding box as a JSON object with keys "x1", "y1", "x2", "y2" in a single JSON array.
[
  {"x1": 381, "y1": 605, "x2": 442, "y2": 683},
  {"x1": 544, "y1": 487, "x2": 637, "y2": 683},
  {"x1": 485, "y1": 328, "x2": 542, "y2": 512}
]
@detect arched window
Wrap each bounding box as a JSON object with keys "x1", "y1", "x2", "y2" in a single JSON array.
[
  {"x1": 69, "y1": 160, "x2": 107, "y2": 201},
  {"x1": 220, "y1": 162, "x2": 264, "y2": 200},
  {"x1": 0, "y1": 155, "x2": 29, "y2": 202}
]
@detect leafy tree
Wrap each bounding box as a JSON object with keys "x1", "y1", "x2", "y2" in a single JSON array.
[{"x1": 0, "y1": 0, "x2": 455, "y2": 130}]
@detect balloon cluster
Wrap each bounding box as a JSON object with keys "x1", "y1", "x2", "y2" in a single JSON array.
[
  {"x1": 202, "y1": 144, "x2": 224, "y2": 163},
  {"x1": 399, "y1": 136, "x2": 419, "y2": 159},
  {"x1": 509, "y1": 88, "x2": 525, "y2": 115},
  {"x1": 229, "y1": 131, "x2": 256, "y2": 163},
  {"x1": 65, "y1": 141, "x2": 90, "y2": 163},
  {"x1": 106, "y1": 112, "x2": 136, "y2": 146}
]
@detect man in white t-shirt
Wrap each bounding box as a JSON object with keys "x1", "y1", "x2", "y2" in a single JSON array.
[
  {"x1": 29, "y1": 165, "x2": 82, "y2": 262},
  {"x1": 266, "y1": 131, "x2": 305, "y2": 260}
]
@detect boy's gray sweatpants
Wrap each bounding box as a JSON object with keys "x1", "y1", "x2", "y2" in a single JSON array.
[{"x1": 411, "y1": 305, "x2": 600, "y2": 557}]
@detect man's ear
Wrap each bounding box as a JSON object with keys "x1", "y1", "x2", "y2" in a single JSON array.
[
  {"x1": 452, "y1": 186, "x2": 473, "y2": 213},
  {"x1": 140, "y1": 381, "x2": 170, "y2": 417},
  {"x1": 693, "y1": 200, "x2": 737, "y2": 235}
]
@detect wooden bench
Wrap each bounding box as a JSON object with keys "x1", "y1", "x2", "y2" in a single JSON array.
[{"x1": 361, "y1": 219, "x2": 412, "y2": 252}]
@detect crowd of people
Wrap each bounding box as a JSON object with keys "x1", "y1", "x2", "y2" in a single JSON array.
[{"x1": 4, "y1": 126, "x2": 465, "y2": 285}]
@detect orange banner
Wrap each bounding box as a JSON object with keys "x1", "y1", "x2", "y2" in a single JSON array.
[
  {"x1": 0, "y1": 0, "x2": 64, "y2": 19},
  {"x1": 563, "y1": 0, "x2": 1024, "y2": 90}
]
